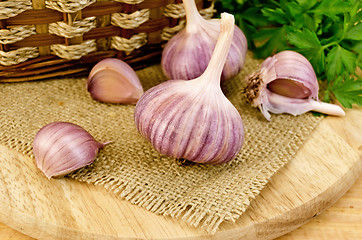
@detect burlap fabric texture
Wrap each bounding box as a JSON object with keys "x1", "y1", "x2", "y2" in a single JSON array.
[{"x1": 0, "y1": 52, "x2": 322, "y2": 233}]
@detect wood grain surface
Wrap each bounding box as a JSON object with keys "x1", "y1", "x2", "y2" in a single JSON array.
[
  {"x1": 1, "y1": 175, "x2": 361, "y2": 240},
  {"x1": 0, "y1": 107, "x2": 361, "y2": 240}
]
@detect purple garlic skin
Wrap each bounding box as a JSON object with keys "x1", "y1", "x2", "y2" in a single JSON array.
[
  {"x1": 245, "y1": 50, "x2": 345, "y2": 120},
  {"x1": 260, "y1": 50, "x2": 319, "y2": 98},
  {"x1": 135, "y1": 13, "x2": 244, "y2": 164},
  {"x1": 161, "y1": 0, "x2": 247, "y2": 81},
  {"x1": 87, "y1": 58, "x2": 144, "y2": 104},
  {"x1": 33, "y1": 122, "x2": 108, "y2": 179},
  {"x1": 134, "y1": 80, "x2": 244, "y2": 164}
]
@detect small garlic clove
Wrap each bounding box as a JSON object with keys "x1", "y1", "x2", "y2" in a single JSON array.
[
  {"x1": 135, "y1": 13, "x2": 244, "y2": 164},
  {"x1": 33, "y1": 122, "x2": 109, "y2": 179},
  {"x1": 245, "y1": 50, "x2": 345, "y2": 120},
  {"x1": 87, "y1": 58, "x2": 144, "y2": 104},
  {"x1": 161, "y1": 0, "x2": 247, "y2": 81}
]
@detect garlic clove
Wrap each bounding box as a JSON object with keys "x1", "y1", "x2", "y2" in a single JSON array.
[
  {"x1": 33, "y1": 122, "x2": 109, "y2": 179},
  {"x1": 245, "y1": 50, "x2": 345, "y2": 120},
  {"x1": 267, "y1": 79, "x2": 312, "y2": 99},
  {"x1": 88, "y1": 69, "x2": 143, "y2": 104},
  {"x1": 135, "y1": 13, "x2": 244, "y2": 164},
  {"x1": 87, "y1": 58, "x2": 144, "y2": 104},
  {"x1": 161, "y1": 0, "x2": 247, "y2": 81}
]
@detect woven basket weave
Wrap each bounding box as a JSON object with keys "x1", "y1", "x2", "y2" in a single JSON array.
[{"x1": 0, "y1": 0, "x2": 215, "y2": 82}]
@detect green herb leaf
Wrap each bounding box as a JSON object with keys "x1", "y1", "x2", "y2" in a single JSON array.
[
  {"x1": 252, "y1": 26, "x2": 288, "y2": 58},
  {"x1": 344, "y1": 22, "x2": 362, "y2": 41},
  {"x1": 351, "y1": 41, "x2": 362, "y2": 69},
  {"x1": 301, "y1": 13, "x2": 317, "y2": 31},
  {"x1": 326, "y1": 45, "x2": 357, "y2": 80},
  {"x1": 312, "y1": 0, "x2": 353, "y2": 16},
  {"x1": 285, "y1": 2, "x2": 304, "y2": 20},
  {"x1": 330, "y1": 76, "x2": 362, "y2": 108},
  {"x1": 286, "y1": 28, "x2": 321, "y2": 49},
  {"x1": 241, "y1": 7, "x2": 270, "y2": 27},
  {"x1": 349, "y1": 0, "x2": 361, "y2": 18},
  {"x1": 295, "y1": 0, "x2": 318, "y2": 10},
  {"x1": 261, "y1": 8, "x2": 289, "y2": 25}
]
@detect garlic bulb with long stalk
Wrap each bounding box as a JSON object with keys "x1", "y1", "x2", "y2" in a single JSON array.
[
  {"x1": 161, "y1": 0, "x2": 247, "y2": 81},
  {"x1": 244, "y1": 50, "x2": 345, "y2": 120},
  {"x1": 33, "y1": 122, "x2": 110, "y2": 179},
  {"x1": 135, "y1": 13, "x2": 244, "y2": 164},
  {"x1": 87, "y1": 58, "x2": 144, "y2": 104}
]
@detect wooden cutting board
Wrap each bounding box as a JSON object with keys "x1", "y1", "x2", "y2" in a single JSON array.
[{"x1": 0, "y1": 107, "x2": 361, "y2": 240}]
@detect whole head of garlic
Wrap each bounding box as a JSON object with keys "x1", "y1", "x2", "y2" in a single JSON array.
[
  {"x1": 161, "y1": 0, "x2": 247, "y2": 81},
  {"x1": 87, "y1": 58, "x2": 144, "y2": 104},
  {"x1": 33, "y1": 122, "x2": 109, "y2": 179},
  {"x1": 244, "y1": 50, "x2": 345, "y2": 120},
  {"x1": 135, "y1": 13, "x2": 244, "y2": 164}
]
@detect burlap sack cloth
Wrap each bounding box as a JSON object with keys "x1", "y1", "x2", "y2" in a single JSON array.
[{"x1": 0, "y1": 52, "x2": 322, "y2": 233}]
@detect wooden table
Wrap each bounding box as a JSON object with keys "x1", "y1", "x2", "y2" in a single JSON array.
[
  {"x1": 0, "y1": 107, "x2": 361, "y2": 239},
  {"x1": 0, "y1": 173, "x2": 361, "y2": 240},
  {"x1": 0, "y1": 172, "x2": 362, "y2": 240}
]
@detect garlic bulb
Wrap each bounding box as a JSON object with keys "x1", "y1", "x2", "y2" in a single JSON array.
[
  {"x1": 161, "y1": 0, "x2": 247, "y2": 81},
  {"x1": 135, "y1": 13, "x2": 244, "y2": 164},
  {"x1": 33, "y1": 122, "x2": 109, "y2": 179},
  {"x1": 87, "y1": 58, "x2": 144, "y2": 104},
  {"x1": 245, "y1": 50, "x2": 345, "y2": 120}
]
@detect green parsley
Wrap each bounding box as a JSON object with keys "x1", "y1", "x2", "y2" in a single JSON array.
[{"x1": 216, "y1": 0, "x2": 362, "y2": 107}]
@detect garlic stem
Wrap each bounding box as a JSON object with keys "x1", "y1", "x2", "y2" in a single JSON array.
[
  {"x1": 201, "y1": 13, "x2": 235, "y2": 85},
  {"x1": 309, "y1": 100, "x2": 345, "y2": 117},
  {"x1": 183, "y1": 0, "x2": 205, "y2": 33}
]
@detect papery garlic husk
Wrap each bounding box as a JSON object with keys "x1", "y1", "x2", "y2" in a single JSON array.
[
  {"x1": 87, "y1": 58, "x2": 144, "y2": 104},
  {"x1": 135, "y1": 13, "x2": 244, "y2": 164},
  {"x1": 245, "y1": 50, "x2": 345, "y2": 120},
  {"x1": 33, "y1": 122, "x2": 109, "y2": 179},
  {"x1": 161, "y1": 0, "x2": 247, "y2": 81}
]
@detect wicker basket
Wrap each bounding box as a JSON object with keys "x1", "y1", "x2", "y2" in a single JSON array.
[{"x1": 0, "y1": 0, "x2": 215, "y2": 82}]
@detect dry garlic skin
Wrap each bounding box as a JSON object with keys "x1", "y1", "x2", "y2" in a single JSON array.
[
  {"x1": 88, "y1": 69, "x2": 141, "y2": 104},
  {"x1": 33, "y1": 122, "x2": 107, "y2": 179},
  {"x1": 134, "y1": 80, "x2": 244, "y2": 164},
  {"x1": 261, "y1": 50, "x2": 319, "y2": 99},
  {"x1": 161, "y1": 27, "x2": 216, "y2": 80},
  {"x1": 87, "y1": 58, "x2": 144, "y2": 104},
  {"x1": 162, "y1": 22, "x2": 246, "y2": 81}
]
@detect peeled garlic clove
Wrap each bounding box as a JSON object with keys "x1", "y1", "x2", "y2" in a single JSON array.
[
  {"x1": 33, "y1": 122, "x2": 109, "y2": 179},
  {"x1": 161, "y1": 0, "x2": 247, "y2": 81},
  {"x1": 135, "y1": 13, "x2": 244, "y2": 164},
  {"x1": 245, "y1": 50, "x2": 345, "y2": 120},
  {"x1": 87, "y1": 58, "x2": 144, "y2": 104}
]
